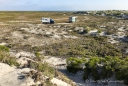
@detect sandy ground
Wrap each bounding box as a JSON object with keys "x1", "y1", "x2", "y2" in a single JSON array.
[
  {"x1": 44, "y1": 56, "x2": 66, "y2": 66},
  {"x1": 89, "y1": 30, "x2": 98, "y2": 34},
  {"x1": 0, "y1": 63, "x2": 35, "y2": 86},
  {"x1": 1, "y1": 51, "x2": 71, "y2": 86},
  {"x1": 51, "y1": 78, "x2": 71, "y2": 86},
  {"x1": 8, "y1": 20, "x2": 31, "y2": 23},
  {"x1": 57, "y1": 23, "x2": 70, "y2": 24}
]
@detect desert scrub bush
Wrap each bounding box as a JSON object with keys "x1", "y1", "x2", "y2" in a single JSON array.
[
  {"x1": 44, "y1": 36, "x2": 122, "y2": 57},
  {"x1": 66, "y1": 56, "x2": 125, "y2": 82},
  {"x1": 7, "y1": 43, "x2": 32, "y2": 52},
  {"x1": 55, "y1": 71, "x2": 76, "y2": 86},
  {"x1": 35, "y1": 52, "x2": 40, "y2": 57},
  {"x1": 42, "y1": 62, "x2": 55, "y2": 78},
  {"x1": 66, "y1": 57, "x2": 87, "y2": 74},
  {"x1": 97, "y1": 29, "x2": 102, "y2": 33},
  {"x1": 0, "y1": 45, "x2": 19, "y2": 66},
  {"x1": 106, "y1": 29, "x2": 115, "y2": 35},
  {"x1": 115, "y1": 57, "x2": 128, "y2": 85},
  {"x1": 5, "y1": 56, "x2": 19, "y2": 66},
  {"x1": 27, "y1": 60, "x2": 55, "y2": 78},
  {"x1": 0, "y1": 45, "x2": 9, "y2": 52},
  {"x1": 32, "y1": 46, "x2": 42, "y2": 52},
  {"x1": 34, "y1": 52, "x2": 44, "y2": 61},
  {"x1": 0, "y1": 51, "x2": 19, "y2": 66}
]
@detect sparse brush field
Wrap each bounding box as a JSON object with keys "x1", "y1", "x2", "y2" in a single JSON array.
[
  {"x1": 44, "y1": 36, "x2": 123, "y2": 57},
  {"x1": 0, "y1": 11, "x2": 128, "y2": 86},
  {"x1": 0, "y1": 12, "x2": 72, "y2": 23}
]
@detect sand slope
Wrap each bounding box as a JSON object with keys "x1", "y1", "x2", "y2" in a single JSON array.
[{"x1": 0, "y1": 63, "x2": 35, "y2": 86}]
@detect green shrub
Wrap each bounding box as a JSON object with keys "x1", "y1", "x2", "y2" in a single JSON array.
[
  {"x1": 0, "y1": 45, "x2": 9, "y2": 52},
  {"x1": 67, "y1": 56, "x2": 128, "y2": 85},
  {"x1": 34, "y1": 52, "x2": 44, "y2": 61},
  {"x1": 66, "y1": 57, "x2": 87, "y2": 73},
  {"x1": 5, "y1": 57, "x2": 19, "y2": 66},
  {"x1": 32, "y1": 46, "x2": 42, "y2": 52},
  {"x1": 0, "y1": 51, "x2": 19, "y2": 66},
  {"x1": 27, "y1": 60, "x2": 54, "y2": 78}
]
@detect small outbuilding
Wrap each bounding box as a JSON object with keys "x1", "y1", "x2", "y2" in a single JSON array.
[
  {"x1": 69, "y1": 16, "x2": 76, "y2": 23},
  {"x1": 122, "y1": 14, "x2": 128, "y2": 19}
]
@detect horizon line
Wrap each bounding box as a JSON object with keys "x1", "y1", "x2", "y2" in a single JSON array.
[{"x1": 0, "y1": 10, "x2": 128, "y2": 12}]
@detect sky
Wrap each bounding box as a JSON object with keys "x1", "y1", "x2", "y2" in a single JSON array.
[{"x1": 0, "y1": 0, "x2": 128, "y2": 11}]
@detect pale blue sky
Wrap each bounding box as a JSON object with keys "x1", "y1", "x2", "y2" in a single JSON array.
[{"x1": 0, "y1": 0, "x2": 128, "y2": 11}]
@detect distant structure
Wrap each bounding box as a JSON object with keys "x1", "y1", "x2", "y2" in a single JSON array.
[
  {"x1": 42, "y1": 18, "x2": 55, "y2": 24},
  {"x1": 69, "y1": 16, "x2": 76, "y2": 23},
  {"x1": 122, "y1": 14, "x2": 128, "y2": 19},
  {"x1": 101, "y1": 13, "x2": 106, "y2": 16}
]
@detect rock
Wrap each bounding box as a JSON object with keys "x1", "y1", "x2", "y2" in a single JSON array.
[{"x1": 0, "y1": 42, "x2": 7, "y2": 46}]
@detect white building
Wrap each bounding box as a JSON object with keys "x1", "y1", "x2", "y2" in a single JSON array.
[
  {"x1": 69, "y1": 16, "x2": 76, "y2": 23},
  {"x1": 122, "y1": 14, "x2": 128, "y2": 19}
]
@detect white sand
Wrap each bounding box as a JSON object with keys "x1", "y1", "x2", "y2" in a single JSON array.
[
  {"x1": 0, "y1": 63, "x2": 35, "y2": 86},
  {"x1": 89, "y1": 29, "x2": 98, "y2": 34},
  {"x1": 44, "y1": 56, "x2": 66, "y2": 66},
  {"x1": 51, "y1": 78, "x2": 71, "y2": 86},
  {"x1": 0, "y1": 42, "x2": 7, "y2": 46},
  {"x1": 57, "y1": 23, "x2": 70, "y2": 24},
  {"x1": 0, "y1": 63, "x2": 15, "y2": 76},
  {"x1": 15, "y1": 51, "x2": 36, "y2": 58}
]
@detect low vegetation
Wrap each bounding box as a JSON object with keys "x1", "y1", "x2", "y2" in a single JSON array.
[
  {"x1": 66, "y1": 56, "x2": 128, "y2": 85},
  {"x1": 0, "y1": 45, "x2": 19, "y2": 66},
  {"x1": 44, "y1": 36, "x2": 123, "y2": 57}
]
